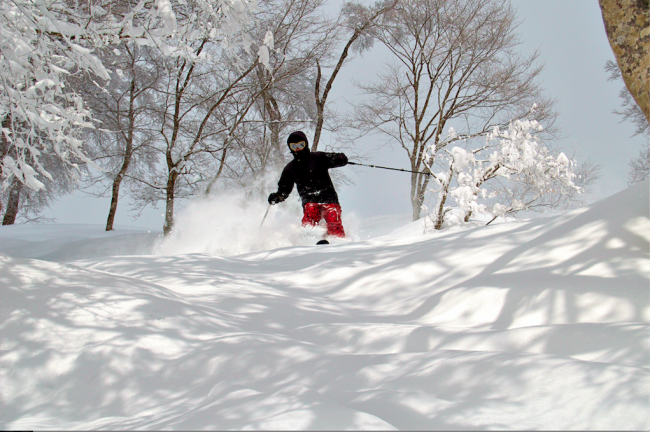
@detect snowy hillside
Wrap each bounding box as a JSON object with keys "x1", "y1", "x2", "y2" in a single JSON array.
[{"x1": 1, "y1": 181, "x2": 648, "y2": 430}]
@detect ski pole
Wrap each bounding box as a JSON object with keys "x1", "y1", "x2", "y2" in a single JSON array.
[
  {"x1": 348, "y1": 161, "x2": 431, "y2": 176},
  {"x1": 260, "y1": 204, "x2": 271, "y2": 228}
]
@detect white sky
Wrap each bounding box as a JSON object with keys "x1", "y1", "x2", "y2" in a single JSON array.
[{"x1": 41, "y1": 0, "x2": 649, "y2": 229}]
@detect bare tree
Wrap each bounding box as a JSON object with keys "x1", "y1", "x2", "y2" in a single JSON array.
[
  {"x1": 201, "y1": 0, "x2": 398, "y2": 206},
  {"x1": 351, "y1": 0, "x2": 556, "y2": 220},
  {"x1": 251, "y1": 0, "x2": 335, "y2": 160},
  {"x1": 598, "y1": 0, "x2": 650, "y2": 126},
  {"x1": 605, "y1": 60, "x2": 650, "y2": 137},
  {"x1": 76, "y1": 43, "x2": 161, "y2": 231},
  {"x1": 208, "y1": 0, "x2": 338, "y2": 196},
  {"x1": 628, "y1": 142, "x2": 650, "y2": 184},
  {"x1": 205, "y1": 0, "x2": 380, "y2": 197},
  {"x1": 604, "y1": 60, "x2": 650, "y2": 185},
  {"x1": 311, "y1": 0, "x2": 398, "y2": 151},
  {"x1": 135, "y1": 40, "x2": 264, "y2": 235}
]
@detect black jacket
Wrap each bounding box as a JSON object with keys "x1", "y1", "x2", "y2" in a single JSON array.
[{"x1": 276, "y1": 149, "x2": 347, "y2": 205}]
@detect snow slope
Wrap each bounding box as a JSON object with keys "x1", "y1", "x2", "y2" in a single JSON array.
[
  {"x1": 0, "y1": 181, "x2": 648, "y2": 430},
  {"x1": 0, "y1": 224, "x2": 161, "y2": 262}
]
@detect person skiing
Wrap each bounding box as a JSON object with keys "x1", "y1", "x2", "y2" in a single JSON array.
[{"x1": 268, "y1": 131, "x2": 348, "y2": 239}]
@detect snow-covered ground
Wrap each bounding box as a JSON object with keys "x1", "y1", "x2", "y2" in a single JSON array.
[{"x1": 1, "y1": 181, "x2": 648, "y2": 430}]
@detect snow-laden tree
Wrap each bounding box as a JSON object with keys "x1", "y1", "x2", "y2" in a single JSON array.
[
  {"x1": 0, "y1": 0, "x2": 106, "y2": 192},
  {"x1": 0, "y1": 114, "x2": 84, "y2": 224},
  {"x1": 1, "y1": 149, "x2": 80, "y2": 224},
  {"x1": 424, "y1": 118, "x2": 584, "y2": 230},
  {"x1": 0, "y1": 0, "x2": 270, "y2": 203}
]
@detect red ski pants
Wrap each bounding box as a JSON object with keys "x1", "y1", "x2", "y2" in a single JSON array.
[{"x1": 302, "y1": 203, "x2": 346, "y2": 237}]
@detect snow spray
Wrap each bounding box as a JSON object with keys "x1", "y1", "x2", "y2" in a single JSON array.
[{"x1": 153, "y1": 173, "x2": 358, "y2": 256}]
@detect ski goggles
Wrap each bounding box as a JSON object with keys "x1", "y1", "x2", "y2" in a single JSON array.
[{"x1": 289, "y1": 140, "x2": 307, "y2": 152}]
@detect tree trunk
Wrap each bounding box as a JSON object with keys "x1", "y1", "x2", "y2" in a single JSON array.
[
  {"x1": 205, "y1": 147, "x2": 228, "y2": 195},
  {"x1": 0, "y1": 114, "x2": 11, "y2": 216},
  {"x1": 411, "y1": 197, "x2": 421, "y2": 221},
  {"x1": 598, "y1": 0, "x2": 650, "y2": 125},
  {"x1": 262, "y1": 89, "x2": 283, "y2": 165},
  {"x1": 313, "y1": 61, "x2": 326, "y2": 152},
  {"x1": 434, "y1": 166, "x2": 454, "y2": 230},
  {"x1": 0, "y1": 115, "x2": 9, "y2": 164},
  {"x1": 434, "y1": 191, "x2": 448, "y2": 230},
  {"x1": 2, "y1": 176, "x2": 23, "y2": 225},
  {"x1": 106, "y1": 66, "x2": 137, "y2": 231},
  {"x1": 106, "y1": 129, "x2": 134, "y2": 231},
  {"x1": 258, "y1": 66, "x2": 283, "y2": 159},
  {"x1": 410, "y1": 176, "x2": 425, "y2": 221},
  {"x1": 269, "y1": 115, "x2": 281, "y2": 156},
  {"x1": 106, "y1": 174, "x2": 124, "y2": 231},
  {"x1": 410, "y1": 171, "x2": 432, "y2": 221},
  {"x1": 313, "y1": 28, "x2": 362, "y2": 152},
  {"x1": 106, "y1": 148, "x2": 133, "y2": 231},
  {"x1": 410, "y1": 172, "x2": 421, "y2": 220},
  {"x1": 163, "y1": 170, "x2": 178, "y2": 235}
]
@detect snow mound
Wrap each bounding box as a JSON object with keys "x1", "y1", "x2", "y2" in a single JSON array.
[
  {"x1": 0, "y1": 224, "x2": 161, "y2": 262},
  {"x1": 0, "y1": 180, "x2": 648, "y2": 430}
]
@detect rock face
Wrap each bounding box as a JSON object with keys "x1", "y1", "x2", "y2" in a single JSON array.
[{"x1": 598, "y1": 0, "x2": 650, "y2": 125}]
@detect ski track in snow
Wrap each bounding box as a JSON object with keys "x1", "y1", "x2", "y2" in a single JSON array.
[{"x1": 0, "y1": 181, "x2": 648, "y2": 430}]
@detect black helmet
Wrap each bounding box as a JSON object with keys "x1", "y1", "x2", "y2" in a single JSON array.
[{"x1": 287, "y1": 131, "x2": 309, "y2": 153}]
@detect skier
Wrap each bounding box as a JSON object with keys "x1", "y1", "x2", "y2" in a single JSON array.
[{"x1": 268, "y1": 131, "x2": 348, "y2": 241}]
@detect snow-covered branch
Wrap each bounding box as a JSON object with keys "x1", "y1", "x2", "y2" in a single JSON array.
[{"x1": 425, "y1": 118, "x2": 582, "y2": 230}]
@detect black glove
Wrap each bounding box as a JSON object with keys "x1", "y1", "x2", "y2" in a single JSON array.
[
  {"x1": 334, "y1": 153, "x2": 348, "y2": 166},
  {"x1": 268, "y1": 192, "x2": 284, "y2": 205}
]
